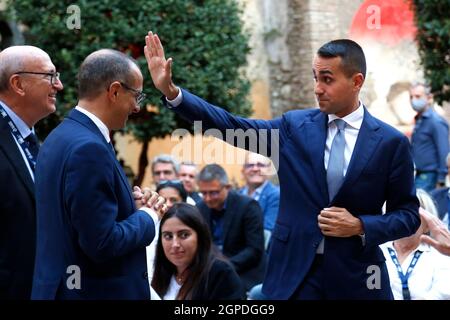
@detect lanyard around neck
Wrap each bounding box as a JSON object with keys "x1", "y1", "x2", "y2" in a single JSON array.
[
  {"x1": 387, "y1": 247, "x2": 423, "y2": 300},
  {"x1": 0, "y1": 104, "x2": 37, "y2": 171}
]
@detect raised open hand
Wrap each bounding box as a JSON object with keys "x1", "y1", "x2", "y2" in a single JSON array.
[{"x1": 144, "y1": 31, "x2": 179, "y2": 100}]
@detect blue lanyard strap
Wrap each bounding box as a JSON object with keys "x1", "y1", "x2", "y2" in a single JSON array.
[
  {"x1": 387, "y1": 247, "x2": 423, "y2": 300},
  {"x1": 0, "y1": 104, "x2": 37, "y2": 171}
]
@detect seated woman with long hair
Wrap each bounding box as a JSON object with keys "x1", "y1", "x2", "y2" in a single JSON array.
[{"x1": 151, "y1": 203, "x2": 245, "y2": 300}]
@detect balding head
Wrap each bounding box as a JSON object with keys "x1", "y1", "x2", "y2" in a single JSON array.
[
  {"x1": 0, "y1": 46, "x2": 50, "y2": 92},
  {"x1": 78, "y1": 49, "x2": 139, "y2": 100},
  {"x1": 0, "y1": 45, "x2": 63, "y2": 127}
]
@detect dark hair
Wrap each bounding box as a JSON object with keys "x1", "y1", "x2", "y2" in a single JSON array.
[
  {"x1": 77, "y1": 49, "x2": 138, "y2": 99},
  {"x1": 152, "y1": 203, "x2": 221, "y2": 299},
  {"x1": 197, "y1": 164, "x2": 228, "y2": 185},
  {"x1": 317, "y1": 39, "x2": 366, "y2": 79},
  {"x1": 156, "y1": 180, "x2": 188, "y2": 202}
]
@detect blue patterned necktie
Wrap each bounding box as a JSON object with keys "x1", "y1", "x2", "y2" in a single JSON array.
[
  {"x1": 327, "y1": 119, "x2": 346, "y2": 201},
  {"x1": 25, "y1": 133, "x2": 39, "y2": 158}
]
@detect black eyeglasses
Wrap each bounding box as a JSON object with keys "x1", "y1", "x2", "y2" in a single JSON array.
[
  {"x1": 15, "y1": 71, "x2": 60, "y2": 86},
  {"x1": 120, "y1": 82, "x2": 146, "y2": 105}
]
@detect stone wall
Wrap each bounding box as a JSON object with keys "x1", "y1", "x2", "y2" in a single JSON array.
[{"x1": 249, "y1": 0, "x2": 364, "y2": 116}]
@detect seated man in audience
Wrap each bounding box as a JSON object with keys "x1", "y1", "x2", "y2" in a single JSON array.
[
  {"x1": 151, "y1": 154, "x2": 179, "y2": 185},
  {"x1": 240, "y1": 152, "x2": 280, "y2": 250},
  {"x1": 196, "y1": 164, "x2": 266, "y2": 291},
  {"x1": 179, "y1": 161, "x2": 202, "y2": 204}
]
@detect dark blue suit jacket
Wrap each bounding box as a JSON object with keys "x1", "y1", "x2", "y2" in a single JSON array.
[
  {"x1": 197, "y1": 191, "x2": 266, "y2": 291},
  {"x1": 169, "y1": 89, "x2": 420, "y2": 299},
  {"x1": 32, "y1": 109, "x2": 155, "y2": 300},
  {"x1": 0, "y1": 116, "x2": 36, "y2": 299}
]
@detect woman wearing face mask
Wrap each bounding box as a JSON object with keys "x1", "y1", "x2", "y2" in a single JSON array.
[
  {"x1": 151, "y1": 203, "x2": 245, "y2": 300},
  {"x1": 410, "y1": 82, "x2": 449, "y2": 192}
]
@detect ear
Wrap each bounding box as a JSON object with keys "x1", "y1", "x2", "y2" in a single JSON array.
[
  {"x1": 9, "y1": 74, "x2": 26, "y2": 96},
  {"x1": 107, "y1": 81, "x2": 122, "y2": 102},
  {"x1": 352, "y1": 73, "x2": 364, "y2": 91},
  {"x1": 427, "y1": 92, "x2": 434, "y2": 104}
]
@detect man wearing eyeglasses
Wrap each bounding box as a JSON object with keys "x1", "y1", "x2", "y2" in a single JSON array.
[
  {"x1": 0, "y1": 45, "x2": 63, "y2": 299},
  {"x1": 240, "y1": 152, "x2": 280, "y2": 250},
  {"x1": 196, "y1": 164, "x2": 266, "y2": 292},
  {"x1": 32, "y1": 49, "x2": 165, "y2": 300}
]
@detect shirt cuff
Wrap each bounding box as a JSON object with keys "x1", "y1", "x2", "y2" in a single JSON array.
[
  {"x1": 165, "y1": 87, "x2": 183, "y2": 108},
  {"x1": 140, "y1": 207, "x2": 160, "y2": 233}
]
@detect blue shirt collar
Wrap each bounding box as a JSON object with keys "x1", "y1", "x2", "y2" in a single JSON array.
[
  {"x1": 242, "y1": 180, "x2": 268, "y2": 200},
  {"x1": 0, "y1": 100, "x2": 33, "y2": 139}
]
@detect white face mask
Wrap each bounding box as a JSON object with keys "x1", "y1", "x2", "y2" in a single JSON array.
[{"x1": 411, "y1": 98, "x2": 428, "y2": 112}]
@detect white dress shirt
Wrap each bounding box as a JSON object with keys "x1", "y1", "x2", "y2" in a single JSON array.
[
  {"x1": 75, "y1": 106, "x2": 111, "y2": 142},
  {"x1": 324, "y1": 103, "x2": 364, "y2": 175},
  {"x1": 381, "y1": 241, "x2": 450, "y2": 300}
]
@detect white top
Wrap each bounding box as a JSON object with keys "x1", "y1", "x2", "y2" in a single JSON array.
[
  {"x1": 162, "y1": 276, "x2": 182, "y2": 300},
  {"x1": 146, "y1": 230, "x2": 159, "y2": 285},
  {"x1": 381, "y1": 241, "x2": 450, "y2": 300}
]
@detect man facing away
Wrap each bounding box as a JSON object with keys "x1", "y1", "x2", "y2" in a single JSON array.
[
  {"x1": 0, "y1": 46, "x2": 63, "y2": 299},
  {"x1": 145, "y1": 33, "x2": 420, "y2": 299},
  {"x1": 32, "y1": 49, "x2": 165, "y2": 299}
]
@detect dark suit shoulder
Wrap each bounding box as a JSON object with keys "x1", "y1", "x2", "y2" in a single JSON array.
[
  {"x1": 229, "y1": 190, "x2": 255, "y2": 206},
  {"x1": 228, "y1": 192, "x2": 263, "y2": 217},
  {"x1": 282, "y1": 108, "x2": 321, "y2": 124},
  {"x1": 365, "y1": 109, "x2": 409, "y2": 141},
  {"x1": 43, "y1": 118, "x2": 109, "y2": 155},
  {"x1": 195, "y1": 258, "x2": 245, "y2": 300}
]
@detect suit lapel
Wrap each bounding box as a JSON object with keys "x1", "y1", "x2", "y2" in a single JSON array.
[
  {"x1": 222, "y1": 192, "x2": 237, "y2": 245},
  {"x1": 305, "y1": 112, "x2": 329, "y2": 201},
  {"x1": 0, "y1": 117, "x2": 35, "y2": 198},
  {"x1": 112, "y1": 154, "x2": 135, "y2": 202},
  {"x1": 68, "y1": 109, "x2": 134, "y2": 204},
  {"x1": 337, "y1": 108, "x2": 382, "y2": 197}
]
